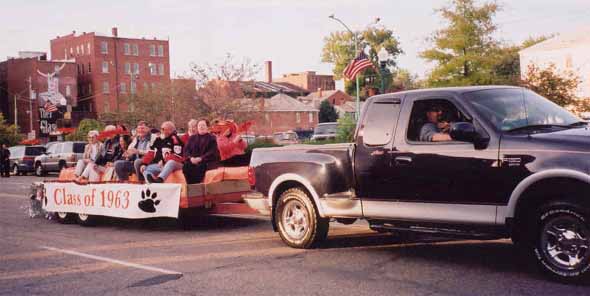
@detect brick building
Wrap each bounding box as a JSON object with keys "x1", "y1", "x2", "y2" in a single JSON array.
[
  {"x1": 0, "y1": 53, "x2": 78, "y2": 137},
  {"x1": 50, "y1": 27, "x2": 170, "y2": 116},
  {"x1": 299, "y1": 89, "x2": 354, "y2": 118},
  {"x1": 274, "y1": 69, "x2": 335, "y2": 93},
  {"x1": 236, "y1": 93, "x2": 318, "y2": 136}
]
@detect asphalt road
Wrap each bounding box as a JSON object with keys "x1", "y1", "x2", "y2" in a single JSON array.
[{"x1": 1, "y1": 175, "x2": 588, "y2": 296}]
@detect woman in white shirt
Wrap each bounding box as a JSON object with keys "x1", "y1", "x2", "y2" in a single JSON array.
[{"x1": 74, "y1": 130, "x2": 103, "y2": 182}]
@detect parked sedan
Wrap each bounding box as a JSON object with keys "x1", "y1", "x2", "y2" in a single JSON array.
[
  {"x1": 9, "y1": 145, "x2": 46, "y2": 175},
  {"x1": 272, "y1": 131, "x2": 299, "y2": 145},
  {"x1": 311, "y1": 122, "x2": 338, "y2": 141},
  {"x1": 34, "y1": 141, "x2": 86, "y2": 176}
]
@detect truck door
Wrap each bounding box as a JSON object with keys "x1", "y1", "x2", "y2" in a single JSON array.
[{"x1": 354, "y1": 96, "x2": 402, "y2": 199}]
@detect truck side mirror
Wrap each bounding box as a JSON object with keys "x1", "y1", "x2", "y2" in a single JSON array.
[{"x1": 450, "y1": 122, "x2": 476, "y2": 142}]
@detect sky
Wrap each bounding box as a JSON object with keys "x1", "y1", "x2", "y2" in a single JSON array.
[{"x1": 1, "y1": 0, "x2": 589, "y2": 84}]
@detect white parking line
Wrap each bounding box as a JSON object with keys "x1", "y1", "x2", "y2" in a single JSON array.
[
  {"x1": 40, "y1": 246, "x2": 182, "y2": 275},
  {"x1": 0, "y1": 193, "x2": 27, "y2": 199}
]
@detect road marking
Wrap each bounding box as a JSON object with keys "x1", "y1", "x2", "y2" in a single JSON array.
[
  {"x1": 0, "y1": 193, "x2": 27, "y2": 199},
  {"x1": 40, "y1": 246, "x2": 182, "y2": 275}
]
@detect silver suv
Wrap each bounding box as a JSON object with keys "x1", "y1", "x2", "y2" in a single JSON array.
[{"x1": 34, "y1": 141, "x2": 86, "y2": 176}]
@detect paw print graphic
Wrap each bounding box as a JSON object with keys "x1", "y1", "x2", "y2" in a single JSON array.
[{"x1": 138, "y1": 188, "x2": 160, "y2": 213}]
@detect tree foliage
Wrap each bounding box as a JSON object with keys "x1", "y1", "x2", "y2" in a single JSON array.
[
  {"x1": 66, "y1": 119, "x2": 104, "y2": 141},
  {"x1": 421, "y1": 0, "x2": 500, "y2": 86},
  {"x1": 520, "y1": 63, "x2": 581, "y2": 108},
  {"x1": 336, "y1": 114, "x2": 356, "y2": 142},
  {"x1": 0, "y1": 113, "x2": 22, "y2": 146},
  {"x1": 318, "y1": 100, "x2": 339, "y2": 123},
  {"x1": 192, "y1": 54, "x2": 261, "y2": 121},
  {"x1": 321, "y1": 27, "x2": 403, "y2": 97}
]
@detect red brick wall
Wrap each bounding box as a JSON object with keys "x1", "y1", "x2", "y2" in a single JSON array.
[
  {"x1": 246, "y1": 111, "x2": 318, "y2": 136},
  {"x1": 0, "y1": 58, "x2": 78, "y2": 135},
  {"x1": 50, "y1": 31, "x2": 170, "y2": 115},
  {"x1": 327, "y1": 90, "x2": 353, "y2": 106}
]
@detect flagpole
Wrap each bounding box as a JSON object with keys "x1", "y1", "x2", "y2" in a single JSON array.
[{"x1": 329, "y1": 15, "x2": 361, "y2": 120}]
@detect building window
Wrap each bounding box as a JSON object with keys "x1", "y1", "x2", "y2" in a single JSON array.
[
  {"x1": 129, "y1": 102, "x2": 135, "y2": 112},
  {"x1": 133, "y1": 63, "x2": 140, "y2": 74},
  {"x1": 120, "y1": 82, "x2": 127, "y2": 93},
  {"x1": 66, "y1": 85, "x2": 71, "y2": 97},
  {"x1": 102, "y1": 61, "x2": 109, "y2": 73},
  {"x1": 143, "y1": 82, "x2": 149, "y2": 91},
  {"x1": 87, "y1": 43, "x2": 91, "y2": 54},
  {"x1": 70, "y1": 47, "x2": 73, "y2": 55},
  {"x1": 81, "y1": 64, "x2": 85, "y2": 74},
  {"x1": 80, "y1": 45, "x2": 84, "y2": 55},
  {"x1": 88, "y1": 84, "x2": 92, "y2": 94},
  {"x1": 151, "y1": 82, "x2": 156, "y2": 90},
  {"x1": 158, "y1": 45, "x2": 164, "y2": 57},
  {"x1": 309, "y1": 112, "x2": 313, "y2": 123},
  {"x1": 88, "y1": 62, "x2": 91, "y2": 73},
  {"x1": 124, "y1": 63, "x2": 131, "y2": 74},
  {"x1": 132, "y1": 44, "x2": 139, "y2": 56},
  {"x1": 296, "y1": 112, "x2": 301, "y2": 123},
  {"x1": 158, "y1": 64, "x2": 164, "y2": 75},
  {"x1": 64, "y1": 48, "x2": 67, "y2": 59},
  {"x1": 265, "y1": 113, "x2": 270, "y2": 122},
  {"x1": 102, "y1": 81, "x2": 110, "y2": 94},
  {"x1": 100, "y1": 41, "x2": 108, "y2": 54},
  {"x1": 149, "y1": 45, "x2": 156, "y2": 56},
  {"x1": 77, "y1": 64, "x2": 81, "y2": 75},
  {"x1": 149, "y1": 63, "x2": 157, "y2": 75},
  {"x1": 130, "y1": 80, "x2": 137, "y2": 94},
  {"x1": 124, "y1": 43, "x2": 130, "y2": 55}
]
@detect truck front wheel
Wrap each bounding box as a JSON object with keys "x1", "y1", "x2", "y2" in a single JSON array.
[
  {"x1": 533, "y1": 201, "x2": 590, "y2": 282},
  {"x1": 276, "y1": 187, "x2": 328, "y2": 249}
]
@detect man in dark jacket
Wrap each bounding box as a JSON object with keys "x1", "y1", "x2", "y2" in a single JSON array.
[
  {"x1": 183, "y1": 119, "x2": 220, "y2": 184},
  {"x1": 0, "y1": 144, "x2": 10, "y2": 177},
  {"x1": 142, "y1": 121, "x2": 184, "y2": 183}
]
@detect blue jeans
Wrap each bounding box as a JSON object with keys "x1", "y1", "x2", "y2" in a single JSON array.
[{"x1": 143, "y1": 160, "x2": 183, "y2": 182}]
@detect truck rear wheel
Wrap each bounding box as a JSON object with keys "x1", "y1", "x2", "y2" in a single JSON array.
[
  {"x1": 276, "y1": 187, "x2": 328, "y2": 249},
  {"x1": 533, "y1": 201, "x2": 590, "y2": 282}
]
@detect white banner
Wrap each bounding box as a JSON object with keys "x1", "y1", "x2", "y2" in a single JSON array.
[{"x1": 43, "y1": 182, "x2": 182, "y2": 219}]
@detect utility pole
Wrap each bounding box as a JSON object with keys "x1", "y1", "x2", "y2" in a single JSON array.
[
  {"x1": 28, "y1": 76, "x2": 33, "y2": 135},
  {"x1": 14, "y1": 95, "x2": 18, "y2": 134}
]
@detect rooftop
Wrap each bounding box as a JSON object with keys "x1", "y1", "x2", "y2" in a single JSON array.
[{"x1": 520, "y1": 27, "x2": 590, "y2": 54}]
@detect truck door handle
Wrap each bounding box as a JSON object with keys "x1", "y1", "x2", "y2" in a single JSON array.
[{"x1": 394, "y1": 156, "x2": 412, "y2": 165}]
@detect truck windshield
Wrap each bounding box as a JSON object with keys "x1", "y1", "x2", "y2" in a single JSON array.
[
  {"x1": 466, "y1": 88, "x2": 581, "y2": 132},
  {"x1": 314, "y1": 124, "x2": 338, "y2": 134}
]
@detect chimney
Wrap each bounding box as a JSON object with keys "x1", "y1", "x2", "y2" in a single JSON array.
[
  {"x1": 317, "y1": 87, "x2": 323, "y2": 97},
  {"x1": 112, "y1": 27, "x2": 118, "y2": 37},
  {"x1": 264, "y1": 61, "x2": 272, "y2": 83}
]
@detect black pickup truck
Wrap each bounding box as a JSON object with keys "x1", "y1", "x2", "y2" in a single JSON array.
[{"x1": 245, "y1": 86, "x2": 590, "y2": 281}]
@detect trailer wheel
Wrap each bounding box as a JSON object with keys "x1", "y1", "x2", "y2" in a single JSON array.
[
  {"x1": 77, "y1": 213, "x2": 99, "y2": 227},
  {"x1": 276, "y1": 187, "x2": 328, "y2": 249},
  {"x1": 54, "y1": 212, "x2": 74, "y2": 224}
]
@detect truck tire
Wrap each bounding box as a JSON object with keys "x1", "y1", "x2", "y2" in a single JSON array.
[
  {"x1": 54, "y1": 212, "x2": 74, "y2": 224},
  {"x1": 276, "y1": 187, "x2": 328, "y2": 249},
  {"x1": 532, "y1": 201, "x2": 590, "y2": 282},
  {"x1": 76, "y1": 213, "x2": 99, "y2": 227}
]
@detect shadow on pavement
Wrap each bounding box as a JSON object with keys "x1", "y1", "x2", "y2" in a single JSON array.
[{"x1": 95, "y1": 214, "x2": 268, "y2": 232}]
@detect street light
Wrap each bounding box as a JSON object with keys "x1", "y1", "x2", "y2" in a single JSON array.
[
  {"x1": 377, "y1": 47, "x2": 389, "y2": 94},
  {"x1": 329, "y1": 15, "x2": 381, "y2": 119}
]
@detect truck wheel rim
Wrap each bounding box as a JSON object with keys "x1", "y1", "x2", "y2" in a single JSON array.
[
  {"x1": 78, "y1": 213, "x2": 89, "y2": 221},
  {"x1": 282, "y1": 200, "x2": 309, "y2": 240},
  {"x1": 57, "y1": 212, "x2": 68, "y2": 219},
  {"x1": 541, "y1": 216, "x2": 590, "y2": 270}
]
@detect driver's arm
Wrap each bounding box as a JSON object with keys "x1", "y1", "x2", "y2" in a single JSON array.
[{"x1": 432, "y1": 133, "x2": 452, "y2": 141}]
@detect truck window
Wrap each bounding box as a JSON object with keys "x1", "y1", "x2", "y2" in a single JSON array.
[
  {"x1": 361, "y1": 101, "x2": 400, "y2": 146},
  {"x1": 407, "y1": 99, "x2": 469, "y2": 142}
]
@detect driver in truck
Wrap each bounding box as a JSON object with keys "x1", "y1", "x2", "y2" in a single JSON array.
[{"x1": 419, "y1": 104, "x2": 452, "y2": 142}]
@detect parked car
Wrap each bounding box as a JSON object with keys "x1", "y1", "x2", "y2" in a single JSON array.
[
  {"x1": 310, "y1": 122, "x2": 338, "y2": 141},
  {"x1": 8, "y1": 145, "x2": 46, "y2": 175},
  {"x1": 294, "y1": 129, "x2": 314, "y2": 141},
  {"x1": 272, "y1": 131, "x2": 299, "y2": 145},
  {"x1": 245, "y1": 86, "x2": 590, "y2": 281},
  {"x1": 34, "y1": 141, "x2": 86, "y2": 176}
]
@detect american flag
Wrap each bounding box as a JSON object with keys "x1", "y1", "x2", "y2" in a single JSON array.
[
  {"x1": 343, "y1": 51, "x2": 374, "y2": 80},
  {"x1": 44, "y1": 101, "x2": 58, "y2": 113}
]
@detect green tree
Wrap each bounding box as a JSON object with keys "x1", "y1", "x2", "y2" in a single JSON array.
[
  {"x1": 66, "y1": 119, "x2": 104, "y2": 141},
  {"x1": 520, "y1": 63, "x2": 581, "y2": 107},
  {"x1": 0, "y1": 113, "x2": 21, "y2": 146},
  {"x1": 321, "y1": 27, "x2": 403, "y2": 97},
  {"x1": 318, "y1": 100, "x2": 339, "y2": 123},
  {"x1": 336, "y1": 114, "x2": 357, "y2": 142},
  {"x1": 421, "y1": 0, "x2": 500, "y2": 86},
  {"x1": 492, "y1": 35, "x2": 553, "y2": 85}
]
